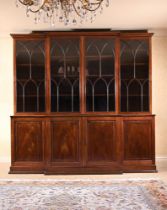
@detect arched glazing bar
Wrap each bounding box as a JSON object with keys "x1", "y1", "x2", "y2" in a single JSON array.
[
  {"x1": 120, "y1": 40, "x2": 149, "y2": 112},
  {"x1": 85, "y1": 38, "x2": 115, "y2": 112},
  {"x1": 16, "y1": 40, "x2": 45, "y2": 112},
  {"x1": 50, "y1": 38, "x2": 80, "y2": 112}
]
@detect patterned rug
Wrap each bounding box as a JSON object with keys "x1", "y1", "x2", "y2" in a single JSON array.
[{"x1": 0, "y1": 179, "x2": 167, "y2": 210}]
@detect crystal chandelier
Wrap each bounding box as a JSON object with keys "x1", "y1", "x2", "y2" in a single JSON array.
[{"x1": 16, "y1": 0, "x2": 110, "y2": 25}]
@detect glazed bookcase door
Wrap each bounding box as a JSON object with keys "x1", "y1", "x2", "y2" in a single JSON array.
[
  {"x1": 120, "y1": 39, "x2": 150, "y2": 112},
  {"x1": 16, "y1": 40, "x2": 46, "y2": 112},
  {"x1": 85, "y1": 38, "x2": 115, "y2": 112},
  {"x1": 50, "y1": 38, "x2": 80, "y2": 112}
]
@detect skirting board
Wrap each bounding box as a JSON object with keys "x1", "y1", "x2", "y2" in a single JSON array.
[
  {"x1": 0, "y1": 157, "x2": 11, "y2": 163},
  {"x1": 0, "y1": 157, "x2": 167, "y2": 163},
  {"x1": 156, "y1": 157, "x2": 167, "y2": 161}
]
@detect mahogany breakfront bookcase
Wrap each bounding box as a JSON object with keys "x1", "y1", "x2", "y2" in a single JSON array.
[{"x1": 10, "y1": 31, "x2": 156, "y2": 174}]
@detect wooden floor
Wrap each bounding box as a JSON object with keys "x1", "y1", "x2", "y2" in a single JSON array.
[{"x1": 0, "y1": 159, "x2": 167, "y2": 182}]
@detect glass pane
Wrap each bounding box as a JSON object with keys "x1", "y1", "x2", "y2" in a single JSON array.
[
  {"x1": 50, "y1": 38, "x2": 80, "y2": 112},
  {"x1": 16, "y1": 40, "x2": 45, "y2": 112},
  {"x1": 85, "y1": 38, "x2": 115, "y2": 112},
  {"x1": 120, "y1": 40, "x2": 149, "y2": 112}
]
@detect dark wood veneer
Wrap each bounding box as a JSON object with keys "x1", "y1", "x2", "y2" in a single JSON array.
[
  {"x1": 51, "y1": 119, "x2": 80, "y2": 163},
  {"x1": 86, "y1": 119, "x2": 116, "y2": 162},
  {"x1": 15, "y1": 121, "x2": 43, "y2": 161},
  {"x1": 124, "y1": 120, "x2": 152, "y2": 160}
]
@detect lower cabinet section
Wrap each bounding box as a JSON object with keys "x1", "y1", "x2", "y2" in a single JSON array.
[
  {"x1": 10, "y1": 115, "x2": 156, "y2": 174},
  {"x1": 10, "y1": 118, "x2": 45, "y2": 173},
  {"x1": 123, "y1": 117, "x2": 156, "y2": 172},
  {"x1": 86, "y1": 118, "x2": 117, "y2": 163},
  {"x1": 85, "y1": 118, "x2": 122, "y2": 173},
  {"x1": 46, "y1": 118, "x2": 83, "y2": 173},
  {"x1": 51, "y1": 119, "x2": 81, "y2": 163}
]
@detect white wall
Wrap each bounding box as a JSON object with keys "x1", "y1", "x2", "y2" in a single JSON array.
[
  {"x1": 152, "y1": 34, "x2": 167, "y2": 158},
  {"x1": 0, "y1": 33, "x2": 167, "y2": 162},
  {"x1": 0, "y1": 36, "x2": 13, "y2": 162}
]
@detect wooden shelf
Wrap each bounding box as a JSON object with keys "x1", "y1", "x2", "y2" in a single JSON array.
[
  {"x1": 51, "y1": 94, "x2": 115, "y2": 97},
  {"x1": 51, "y1": 56, "x2": 79, "y2": 59},
  {"x1": 17, "y1": 95, "x2": 45, "y2": 97},
  {"x1": 87, "y1": 94, "x2": 115, "y2": 97},
  {"x1": 121, "y1": 63, "x2": 148, "y2": 66},
  {"x1": 121, "y1": 78, "x2": 149, "y2": 80},
  {"x1": 17, "y1": 79, "x2": 44, "y2": 82},
  {"x1": 52, "y1": 75, "x2": 79, "y2": 78},
  {"x1": 121, "y1": 95, "x2": 149, "y2": 97},
  {"x1": 51, "y1": 95, "x2": 79, "y2": 97},
  {"x1": 87, "y1": 74, "x2": 114, "y2": 77},
  {"x1": 17, "y1": 63, "x2": 45, "y2": 66},
  {"x1": 86, "y1": 55, "x2": 114, "y2": 59}
]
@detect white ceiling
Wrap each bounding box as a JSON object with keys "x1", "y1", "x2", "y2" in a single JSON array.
[{"x1": 0, "y1": 0, "x2": 167, "y2": 35}]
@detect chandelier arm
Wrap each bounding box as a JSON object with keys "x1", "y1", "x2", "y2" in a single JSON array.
[
  {"x1": 29, "y1": 0, "x2": 48, "y2": 13},
  {"x1": 89, "y1": 2, "x2": 103, "y2": 5},
  {"x1": 28, "y1": 8, "x2": 42, "y2": 13},
  {"x1": 83, "y1": 2, "x2": 102, "y2": 12},
  {"x1": 72, "y1": 3, "x2": 82, "y2": 17},
  {"x1": 90, "y1": 0, "x2": 104, "y2": 4},
  {"x1": 77, "y1": 0, "x2": 103, "y2": 12},
  {"x1": 94, "y1": 0, "x2": 104, "y2": 2},
  {"x1": 18, "y1": 0, "x2": 33, "y2": 6},
  {"x1": 19, "y1": 0, "x2": 48, "y2": 13},
  {"x1": 77, "y1": 0, "x2": 103, "y2": 5}
]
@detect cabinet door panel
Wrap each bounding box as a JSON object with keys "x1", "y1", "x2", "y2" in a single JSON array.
[
  {"x1": 85, "y1": 38, "x2": 115, "y2": 112},
  {"x1": 14, "y1": 121, "x2": 43, "y2": 161},
  {"x1": 86, "y1": 119, "x2": 117, "y2": 164},
  {"x1": 16, "y1": 40, "x2": 46, "y2": 113},
  {"x1": 123, "y1": 120, "x2": 152, "y2": 160},
  {"x1": 120, "y1": 39, "x2": 150, "y2": 112},
  {"x1": 50, "y1": 38, "x2": 80, "y2": 112},
  {"x1": 51, "y1": 119, "x2": 81, "y2": 163}
]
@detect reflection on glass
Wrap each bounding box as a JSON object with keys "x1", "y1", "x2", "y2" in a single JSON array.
[
  {"x1": 120, "y1": 40, "x2": 149, "y2": 112},
  {"x1": 50, "y1": 38, "x2": 80, "y2": 112},
  {"x1": 85, "y1": 38, "x2": 115, "y2": 112},
  {"x1": 16, "y1": 40, "x2": 45, "y2": 112}
]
